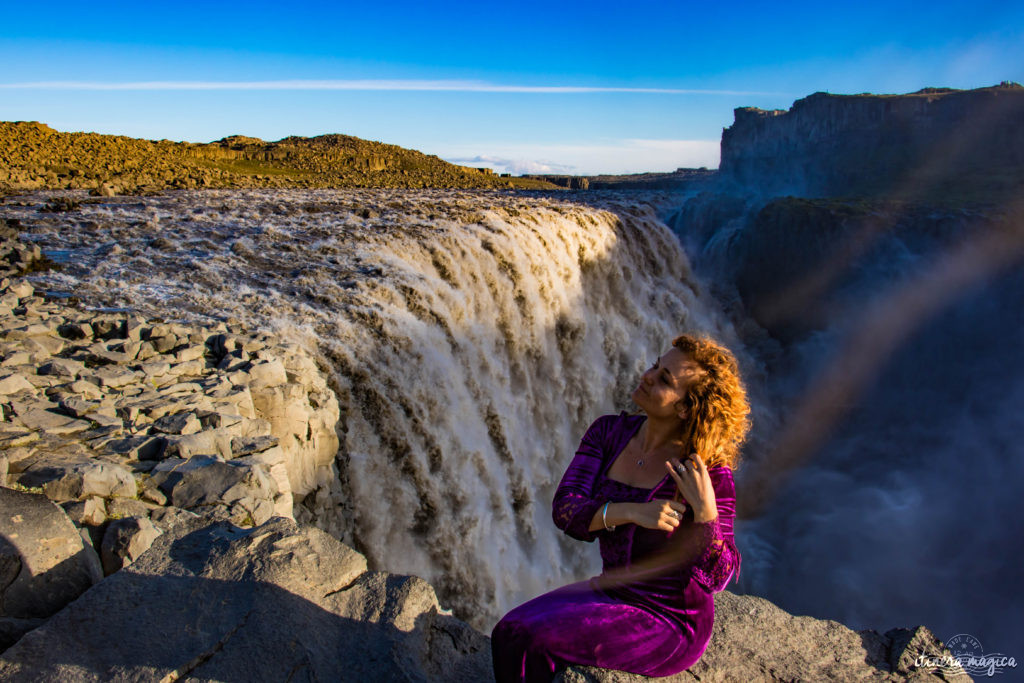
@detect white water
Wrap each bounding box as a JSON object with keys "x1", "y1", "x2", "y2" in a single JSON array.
[{"x1": 9, "y1": 188, "x2": 750, "y2": 630}]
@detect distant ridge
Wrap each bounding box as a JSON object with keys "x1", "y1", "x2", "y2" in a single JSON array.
[{"x1": 0, "y1": 122, "x2": 559, "y2": 194}]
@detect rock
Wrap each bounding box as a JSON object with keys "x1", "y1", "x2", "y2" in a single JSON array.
[
  {"x1": 162, "y1": 429, "x2": 232, "y2": 459},
  {"x1": 139, "y1": 486, "x2": 166, "y2": 506},
  {"x1": 148, "y1": 505, "x2": 199, "y2": 531},
  {"x1": 56, "y1": 396, "x2": 96, "y2": 418},
  {"x1": 248, "y1": 359, "x2": 287, "y2": 387},
  {"x1": 0, "y1": 617, "x2": 46, "y2": 654},
  {"x1": 230, "y1": 434, "x2": 278, "y2": 456},
  {"x1": 174, "y1": 344, "x2": 205, "y2": 363},
  {"x1": 13, "y1": 409, "x2": 90, "y2": 435},
  {"x1": 251, "y1": 381, "x2": 338, "y2": 498},
  {"x1": 0, "y1": 517, "x2": 489, "y2": 681},
  {"x1": 151, "y1": 334, "x2": 178, "y2": 353},
  {"x1": 84, "y1": 366, "x2": 137, "y2": 388},
  {"x1": 555, "y1": 591, "x2": 966, "y2": 682},
  {"x1": 0, "y1": 352, "x2": 30, "y2": 367},
  {"x1": 104, "y1": 498, "x2": 153, "y2": 520},
  {"x1": 0, "y1": 432, "x2": 38, "y2": 449},
  {"x1": 719, "y1": 83, "x2": 1024, "y2": 200},
  {"x1": 6, "y1": 283, "x2": 33, "y2": 300},
  {"x1": 137, "y1": 360, "x2": 170, "y2": 378},
  {"x1": 99, "y1": 516, "x2": 162, "y2": 575},
  {"x1": 0, "y1": 374, "x2": 32, "y2": 396},
  {"x1": 60, "y1": 497, "x2": 106, "y2": 526},
  {"x1": 150, "y1": 455, "x2": 276, "y2": 524},
  {"x1": 56, "y1": 322, "x2": 90, "y2": 340},
  {"x1": 37, "y1": 359, "x2": 84, "y2": 379},
  {"x1": 150, "y1": 411, "x2": 201, "y2": 435},
  {"x1": 66, "y1": 379, "x2": 102, "y2": 398},
  {"x1": 14, "y1": 456, "x2": 137, "y2": 502},
  {"x1": 0, "y1": 488, "x2": 102, "y2": 620},
  {"x1": 102, "y1": 435, "x2": 166, "y2": 461}
]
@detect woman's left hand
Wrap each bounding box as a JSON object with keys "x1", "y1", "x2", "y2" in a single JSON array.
[{"x1": 665, "y1": 453, "x2": 718, "y2": 523}]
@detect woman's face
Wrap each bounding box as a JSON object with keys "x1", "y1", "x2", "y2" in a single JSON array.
[{"x1": 631, "y1": 347, "x2": 700, "y2": 421}]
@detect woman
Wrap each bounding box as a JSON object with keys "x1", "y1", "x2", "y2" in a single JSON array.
[{"x1": 491, "y1": 333, "x2": 750, "y2": 682}]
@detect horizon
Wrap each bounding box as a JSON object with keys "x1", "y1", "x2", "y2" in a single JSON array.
[{"x1": 1, "y1": 0, "x2": 1022, "y2": 175}]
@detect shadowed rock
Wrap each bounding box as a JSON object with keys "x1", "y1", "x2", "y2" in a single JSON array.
[
  {"x1": 0, "y1": 516, "x2": 491, "y2": 681},
  {"x1": 0, "y1": 488, "x2": 102, "y2": 649}
]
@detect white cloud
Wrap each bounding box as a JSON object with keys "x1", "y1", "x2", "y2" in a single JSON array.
[
  {"x1": 438, "y1": 140, "x2": 720, "y2": 176},
  {"x1": 0, "y1": 79, "x2": 782, "y2": 96},
  {"x1": 446, "y1": 155, "x2": 577, "y2": 176}
]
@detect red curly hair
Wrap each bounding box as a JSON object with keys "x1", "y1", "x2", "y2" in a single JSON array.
[{"x1": 671, "y1": 334, "x2": 751, "y2": 471}]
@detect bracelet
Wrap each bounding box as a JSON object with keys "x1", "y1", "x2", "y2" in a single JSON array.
[{"x1": 602, "y1": 501, "x2": 616, "y2": 531}]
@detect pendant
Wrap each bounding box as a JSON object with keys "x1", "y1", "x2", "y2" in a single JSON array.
[{"x1": 637, "y1": 459, "x2": 644, "y2": 467}]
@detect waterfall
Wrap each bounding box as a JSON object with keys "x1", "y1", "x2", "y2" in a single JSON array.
[{"x1": 15, "y1": 188, "x2": 747, "y2": 630}]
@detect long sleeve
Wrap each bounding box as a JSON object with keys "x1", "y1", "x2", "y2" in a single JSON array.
[
  {"x1": 689, "y1": 465, "x2": 741, "y2": 593},
  {"x1": 551, "y1": 415, "x2": 614, "y2": 543}
]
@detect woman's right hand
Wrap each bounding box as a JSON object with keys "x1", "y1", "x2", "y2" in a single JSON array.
[{"x1": 628, "y1": 499, "x2": 688, "y2": 531}]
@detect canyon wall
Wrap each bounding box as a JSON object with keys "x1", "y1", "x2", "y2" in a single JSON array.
[{"x1": 718, "y1": 83, "x2": 1024, "y2": 200}]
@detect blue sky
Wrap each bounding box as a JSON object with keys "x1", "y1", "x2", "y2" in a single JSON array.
[{"x1": 2, "y1": 1, "x2": 1022, "y2": 174}]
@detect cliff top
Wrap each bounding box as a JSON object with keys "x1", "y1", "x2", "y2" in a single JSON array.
[
  {"x1": 734, "y1": 81, "x2": 1023, "y2": 117},
  {"x1": 721, "y1": 82, "x2": 1024, "y2": 202}
]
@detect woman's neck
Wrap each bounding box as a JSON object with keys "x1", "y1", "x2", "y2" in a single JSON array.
[{"x1": 640, "y1": 414, "x2": 686, "y2": 454}]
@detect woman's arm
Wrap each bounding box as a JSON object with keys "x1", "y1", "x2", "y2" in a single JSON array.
[
  {"x1": 587, "y1": 499, "x2": 688, "y2": 532},
  {"x1": 598, "y1": 465, "x2": 741, "y2": 592},
  {"x1": 688, "y1": 466, "x2": 741, "y2": 593},
  {"x1": 552, "y1": 415, "x2": 614, "y2": 542}
]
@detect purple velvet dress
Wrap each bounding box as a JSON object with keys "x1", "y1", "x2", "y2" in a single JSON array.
[{"x1": 491, "y1": 411, "x2": 741, "y2": 682}]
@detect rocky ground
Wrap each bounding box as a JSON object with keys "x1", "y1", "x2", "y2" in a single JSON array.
[
  {"x1": 0, "y1": 224, "x2": 971, "y2": 680},
  {"x1": 0, "y1": 121, "x2": 561, "y2": 195}
]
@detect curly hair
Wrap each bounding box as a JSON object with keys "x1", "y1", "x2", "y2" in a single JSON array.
[{"x1": 671, "y1": 334, "x2": 751, "y2": 471}]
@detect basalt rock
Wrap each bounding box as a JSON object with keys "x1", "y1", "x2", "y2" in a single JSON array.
[
  {"x1": 0, "y1": 517, "x2": 491, "y2": 681},
  {"x1": 719, "y1": 82, "x2": 1024, "y2": 202}
]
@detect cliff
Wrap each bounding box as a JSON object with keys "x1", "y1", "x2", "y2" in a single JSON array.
[{"x1": 719, "y1": 83, "x2": 1024, "y2": 202}]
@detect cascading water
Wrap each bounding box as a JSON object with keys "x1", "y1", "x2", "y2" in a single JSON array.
[{"x1": 10, "y1": 188, "x2": 754, "y2": 630}]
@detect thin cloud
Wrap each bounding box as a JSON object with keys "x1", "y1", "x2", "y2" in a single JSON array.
[
  {"x1": 447, "y1": 155, "x2": 576, "y2": 176},
  {"x1": 439, "y1": 139, "x2": 720, "y2": 176},
  {"x1": 0, "y1": 79, "x2": 782, "y2": 96}
]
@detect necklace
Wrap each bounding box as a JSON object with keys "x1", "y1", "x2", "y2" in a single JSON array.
[{"x1": 634, "y1": 424, "x2": 684, "y2": 470}]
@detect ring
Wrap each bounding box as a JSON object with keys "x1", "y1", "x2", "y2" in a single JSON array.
[
  {"x1": 674, "y1": 463, "x2": 687, "y2": 476},
  {"x1": 670, "y1": 511, "x2": 682, "y2": 519}
]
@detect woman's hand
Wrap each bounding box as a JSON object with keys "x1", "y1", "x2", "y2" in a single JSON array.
[
  {"x1": 666, "y1": 453, "x2": 718, "y2": 523},
  {"x1": 629, "y1": 499, "x2": 689, "y2": 531}
]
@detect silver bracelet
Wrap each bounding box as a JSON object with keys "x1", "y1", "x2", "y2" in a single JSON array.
[{"x1": 602, "y1": 501, "x2": 616, "y2": 531}]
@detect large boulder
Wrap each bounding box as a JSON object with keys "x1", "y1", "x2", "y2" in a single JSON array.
[
  {"x1": 0, "y1": 488, "x2": 102, "y2": 649},
  {"x1": 12, "y1": 455, "x2": 136, "y2": 502},
  {"x1": 555, "y1": 591, "x2": 968, "y2": 682},
  {"x1": 149, "y1": 455, "x2": 278, "y2": 526},
  {"x1": 0, "y1": 517, "x2": 491, "y2": 681}
]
